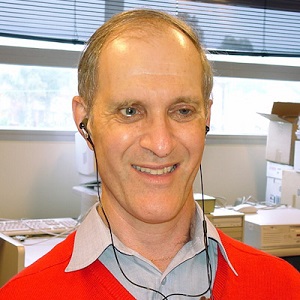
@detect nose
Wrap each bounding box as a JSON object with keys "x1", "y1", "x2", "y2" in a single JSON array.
[{"x1": 139, "y1": 115, "x2": 176, "y2": 158}]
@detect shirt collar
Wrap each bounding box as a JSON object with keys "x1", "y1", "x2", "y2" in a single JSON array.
[
  {"x1": 65, "y1": 203, "x2": 110, "y2": 271},
  {"x1": 66, "y1": 203, "x2": 237, "y2": 275}
]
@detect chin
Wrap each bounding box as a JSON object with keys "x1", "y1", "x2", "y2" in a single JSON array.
[
  {"x1": 139, "y1": 213, "x2": 177, "y2": 225},
  {"x1": 133, "y1": 199, "x2": 188, "y2": 224}
]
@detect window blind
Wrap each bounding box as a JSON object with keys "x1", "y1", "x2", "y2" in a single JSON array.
[{"x1": 0, "y1": 0, "x2": 299, "y2": 56}]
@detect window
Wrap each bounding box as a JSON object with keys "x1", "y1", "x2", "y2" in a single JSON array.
[
  {"x1": 211, "y1": 77, "x2": 300, "y2": 135},
  {"x1": 1, "y1": 0, "x2": 299, "y2": 56},
  {"x1": 0, "y1": 64, "x2": 77, "y2": 130},
  {"x1": 1, "y1": 56, "x2": 299, "y2": 134},
  {"x1": 0, "y1": 1, "x2": 299, "y2": 134}
]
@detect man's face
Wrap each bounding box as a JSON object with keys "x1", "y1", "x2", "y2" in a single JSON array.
[{"x1": 89, "y1": 27, "x2": 209, "y2": 224}]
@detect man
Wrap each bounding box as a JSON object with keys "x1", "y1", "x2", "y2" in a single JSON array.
[{"x1": 1, "y1": 9, "x2": 299, "y2": 300}]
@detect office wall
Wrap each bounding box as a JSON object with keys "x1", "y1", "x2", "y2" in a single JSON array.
[
  {"x1": 0, "y1": 135, "x2": 81, "y2": 219},
  {"x1": 0, "y1": 134, "x2": 266, "y2": 219},
  {"x1": 195, "y1": 135, "x2": 267, "y2": 205}
]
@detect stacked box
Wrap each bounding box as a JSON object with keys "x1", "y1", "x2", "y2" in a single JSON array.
[
  {"x1": 259, "y1": 102, "x2": 300, "y2": 165},
  {"x1": 294, "y1": 141, "x2": 300, "y2": 172},
  {"x1": 259, "y1": 102, "x2": 300, "y2": 205},
  {"x1": 265, "y1": 161, "x2": 293, "y2": 205},
  {"x1": 281, "y1": 170, "x2": 300, "y2": 209}
]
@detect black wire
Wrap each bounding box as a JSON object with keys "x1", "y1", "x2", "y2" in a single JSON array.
[
  {"x1": 90, "y1": 133, "x2": 213, "y2": 299},
  {"x1": 101, "y1": 203, "x2": 212, "y2": 299},
  {"x1": 199, "y1": 164, "x2": 214, "y2": 300}
]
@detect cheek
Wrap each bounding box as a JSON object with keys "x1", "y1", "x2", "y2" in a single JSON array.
[
  {"x1": 183, "y1": 132, "x2": 205, "y2": 175},
  {"x1": 94, "y1": 128, "x2": 136, "y2": 158},
  {"x1": 178, "y1": 125, "x2": 205, "y2": 151}
]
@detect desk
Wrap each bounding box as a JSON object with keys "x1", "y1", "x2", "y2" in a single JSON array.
[
  {"x1": 243, "y1": 207, "x2": 300, "y2": 257},
  {"x1": 207, "y1": 208, "x2": 244, "y2": 242}
]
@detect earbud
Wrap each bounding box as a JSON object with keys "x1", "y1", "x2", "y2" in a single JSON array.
[
  {"x1": 205, "y1": 126, "x2": 210, "y2": 135},
  {"x1": 79, "y1": 118, "x2": 89, "y2": 139},
  {"x1": 79, "y1": 118, "x2": 94, "y2": 146}
]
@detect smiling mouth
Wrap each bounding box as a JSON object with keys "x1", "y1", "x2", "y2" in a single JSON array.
[{"x1": 132, "y1": 164, "x2": 177, "y2": 175}]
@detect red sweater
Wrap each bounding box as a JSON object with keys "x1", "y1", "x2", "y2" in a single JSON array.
[{"x1": 0, "y1": 230, "x2": 299, "y2": 299}]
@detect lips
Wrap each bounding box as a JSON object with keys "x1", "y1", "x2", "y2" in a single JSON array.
[{"x1": 132, "y1": 164, "x2": 177, "y2": 175}]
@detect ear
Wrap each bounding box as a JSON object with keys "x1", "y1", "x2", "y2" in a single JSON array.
[
  {"x1": 72, "y1": 96, "x2": 87, "y2": 132},
  {"x1": 205, "y1": 99, "x2": 213, "y2": 128},
  {"x1": 72, "y1": 96, "x2": 94, "y2": 150}
]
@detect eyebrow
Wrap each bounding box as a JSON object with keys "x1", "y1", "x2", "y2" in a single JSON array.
[
  {"x1": 171, "y1": 96, "x2": 203, "y2": 106},
  {"x1": 106, "y1": 95, "x2": 202, "y2": 111},
  {"x1": 106, "y1": 99, "x2": 142, "y2": 112}
]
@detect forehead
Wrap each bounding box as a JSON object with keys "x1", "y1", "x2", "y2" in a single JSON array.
[
  {"x1": 99, "y1": 26, "x2": 202, "y2": 79},
  {"x1": 93, "y1": 27, "x2": 204, "y2": 111}
]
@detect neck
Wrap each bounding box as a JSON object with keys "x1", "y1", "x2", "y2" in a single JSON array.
[
  {"x1": 98, "y1": 198, "x2": 195, "y2": 271},
  {"x1": 147, "y1": 235, "x2": 190, "y2": 270}
]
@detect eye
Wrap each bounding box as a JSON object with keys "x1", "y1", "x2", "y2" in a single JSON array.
[
  {"x1": 117, "y1": 105, "x2": 144, "y2": 123},
  {"x1": 120, "y1": 107, "x2": 137, "y2": 117},
  {"x1": 178, "y1": 108, "x2": 192, "y2": 116},
  {"x1": 169, "y1": 104, "x2": 198, "y2": 122}
]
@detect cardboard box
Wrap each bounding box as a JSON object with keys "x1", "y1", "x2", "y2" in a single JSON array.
[
  {"x1": 294, "y1": 141, "x2": 300, "y2": 172},
  {"x1": 266, "y1": 177, "x2": 281, "y2": 206},
  {"x1": 281, "y1": 170, "x2": 300, "y2": 209},
  {"x1": 259, "y1": 102, "x2": 300, "y2": 165},
  {"x1": 265, "y1": 161, "x2": 293, "y2": 206}
]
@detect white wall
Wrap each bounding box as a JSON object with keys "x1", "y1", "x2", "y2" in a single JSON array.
[
  {"x1": 0, "y1": 133, "x2": 267, "y2": 219},
  {"x1": 195, "y1": 135, "x2": 267, "y2": 205},
  {"x1": 0, "y1": 133, "x2": 81, "y2": 219}
]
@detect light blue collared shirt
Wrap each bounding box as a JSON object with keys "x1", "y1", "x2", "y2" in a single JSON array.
[{"x1": 66, "y1": 203, "x2": 237, "y2": 299}]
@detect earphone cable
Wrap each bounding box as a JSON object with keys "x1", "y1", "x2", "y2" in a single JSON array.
[
  {"x1": 91, "y1": 140, "x2": 167, "y2": 298},
  {"x1": 200, "y1": 164, "x2": 214, "y2": 300},
  {"x1": 90, "y1": 134, "x2": 213, "y2": 299}
]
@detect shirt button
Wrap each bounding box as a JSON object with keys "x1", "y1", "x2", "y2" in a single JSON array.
[{"x1": 161, "y1": 278, "x2": 167, "y2": 285}]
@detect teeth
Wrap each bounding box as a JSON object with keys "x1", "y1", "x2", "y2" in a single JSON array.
[{"x1": 133, "y1": 165, "x2": 176, "y2": 175}]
